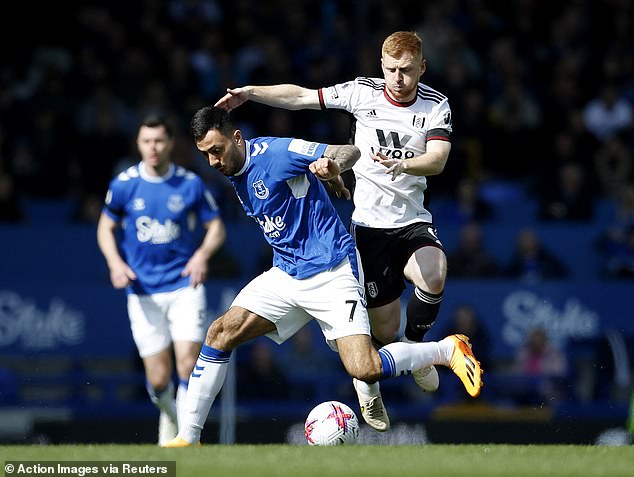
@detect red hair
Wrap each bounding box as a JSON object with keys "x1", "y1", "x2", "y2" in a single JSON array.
[{"x1": 382, "y1": 31, "x2": 423, "y2": 61}]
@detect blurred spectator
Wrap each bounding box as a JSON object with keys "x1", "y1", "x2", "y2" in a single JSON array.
[
  {"x1": 285, "y1": 326, "x2": 336, "y2": 376},
  {"x1": 513, "y1": 326, "x2": 568, "y2": 404},
  {"x1": 505, "y1": 228, "x2": 568, "y2": 282},
  {"x1": 206, "y1": 244, "x2": 242, "y2": 279},
  {"x1": 281, "y1": 325, "x2": 341, "y2": 401},
  {"x1": 593, "y1": 135, "x2": 633, "y2": 200},
  {"x1": 538, "y1": 162, "x2": 595, "y2": 222},
  {"x1": 448, "y1": 86, "x2": 489, "y2": 187},
  {"x1": 75, "y1": 102, "x2": 131, "y2": 201},
  {"x1": 582, "y1": 83, "x2": 633, "y2": 141},
  {"x1": 70, "y1": 192, "x2": 103, "y2": 224},
  {"x1": 432, "y1": 302, "x2": 493, "y2": 404},
  {"x1": 442, "y1": 178, "x2": 493, "y2": 225},
  {"x1": 599, "y1": 225, "x2": 634, "y2": 279},
  {"x1": 237, "y1": 340, "x2": 289, "y2": 401},
  {"x1": 10, "y1": 103, "x2": 74, "y2": 198},
  {"x1": 534, "y1": 125, "x2": 595, "y2": 204},
  {"x1": 487, "y1": 77, "x2": 541, "y2": 179},
  {"x1": 0, "y1": 173, "x2": 25, "y2": 223},
  {"x1": 596, "y1": 184, "x2": 634, "y2": 278},
  {"x1": 442, "y1": 303, "x2": 491, "y2": 371},
  {"x1": 447, "y1": 221, "x2": 500, "y2": 278}
]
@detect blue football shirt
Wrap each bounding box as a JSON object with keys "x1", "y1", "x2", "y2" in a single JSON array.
[
  {"x1": 229, "y1": 137, "x2": 358, "y2": 279},
  {"x1": 103, "y1": 163, "x2": 220, "y2": 294}
]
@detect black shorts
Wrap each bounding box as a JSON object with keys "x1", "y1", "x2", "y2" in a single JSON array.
[{"x1": 351, "y1": 222, "x2": 445, "y2": 308}]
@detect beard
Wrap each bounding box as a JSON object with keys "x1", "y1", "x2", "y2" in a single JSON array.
[{"x1": 387, "y1": 82, "x2": 417, "y2": 102}]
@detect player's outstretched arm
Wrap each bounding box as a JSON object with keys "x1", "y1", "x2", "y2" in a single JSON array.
[
  {"x1": 215, "y1": 85, "x2": 321, "y2": 111},
  {"x1": 321, "y1": 144, "x2": 361, "y2": 174},
  {"x1": 310, "y1": 145, "x2": 360, "y2": 200},
  {"x1": 214, "y1": 87, "x2": 250, "y2": 111}
]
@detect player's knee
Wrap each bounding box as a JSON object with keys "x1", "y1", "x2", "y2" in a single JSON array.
[
  {"x1": 428, "y1": 273, "x2": 446, "y2": 294},
  {"x1": 368, "y1": 305, "x2": 400, "y2": 345},
  {"x1": 344, "y1": 358, "x2": 383, "y2": 383},
  {"x1": 205, "y1": 316, "x2": 237, "y2": 349},
  {"x1": 372, "y1": 324, "x2": 399, "y2": 346},
  {"x1": 176, "y1": 356, "x2": 197, "y2": 379},
  {"x1": 412, "y1": 272, "x2": 445, "y2": 294},
  {"x1": 143, "y1": 357, "x2": 172, "y2": 389},
  {"x1": 145, "y1": 370, "x2": 172, "y2": 390},
  {"x1": 353, "y1": 367, "x2": 382, "y2": 383}
]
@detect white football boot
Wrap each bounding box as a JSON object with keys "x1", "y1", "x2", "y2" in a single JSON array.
[
  {"x1": 158, "y1": 410, "x2": 178, "y2": 446},
  {"x1": 352, "y1": 378, "x2": 390, "y2": 432},
  {"x1": 400, "y1": 337, "x2": 439, "y2": 392}
]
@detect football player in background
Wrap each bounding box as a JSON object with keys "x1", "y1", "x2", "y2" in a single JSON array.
[
  {"x1": 163, "y1": 107, "x2": 481, "y2": 446},
  {"x1": 97, "y1": 114, "x2": 226, "y2": 445},
  {"x1": 215, "y1": 31, "x2": 452, "y2": 418}
]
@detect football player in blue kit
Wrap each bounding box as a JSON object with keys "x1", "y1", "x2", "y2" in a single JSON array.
[
  {"x1": 163, "y1": 107, "x2": 481, "y2": 447},
  {"x1": 97, "y1": 114, "x2": 226, "y2": 445}
]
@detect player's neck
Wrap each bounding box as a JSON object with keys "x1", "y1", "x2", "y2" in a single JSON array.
[
  {"x1": 384, "y1": 87, "x2": 417, "y2": 104},
  {"x1": 143, "y1": 161, "x2": 171, "y2": 177}
]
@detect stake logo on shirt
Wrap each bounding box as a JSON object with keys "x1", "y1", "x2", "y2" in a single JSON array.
[
  {"x1": 136, "y1": 216, "x2": 180, "y2": 244},
  {"x1": 255, "y1": 214, "x2": 286, "y2": 239}
]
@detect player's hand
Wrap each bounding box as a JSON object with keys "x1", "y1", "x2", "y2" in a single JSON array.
[
  {"x1": 309, "y1": 156, "x2": 341, "y2": 181},
  {"x1": 109, "y1": 261, "x2": 136, "y2": 289},
  {"x1": 371, "y1": 151, "x2": 405, "y2": 181},
  {"x1": 214, "y1": 87, "x2": 250, "y2": 112},
  {"x1": 325, "y1": 175, "x2": 351, "y2": 200},
  {"x1": 182, "y1": 251, "x2": 208, "y2": 288}
]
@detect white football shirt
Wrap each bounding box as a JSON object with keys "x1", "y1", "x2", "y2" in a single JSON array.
[{"x1": 319, "y1": 77, "x2": 452, "y2": 228}]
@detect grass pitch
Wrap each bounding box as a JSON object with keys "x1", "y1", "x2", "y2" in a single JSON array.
[{"x1": 1, "y1": 444, "x2": 633, "y2": 477}]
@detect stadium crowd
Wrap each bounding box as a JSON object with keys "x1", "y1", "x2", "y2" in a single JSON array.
[{"x1": 1, "y1": 1, "x2": 631, "y2": 226}]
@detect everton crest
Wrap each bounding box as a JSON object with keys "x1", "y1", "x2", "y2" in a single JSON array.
[
  {"x1": 167, "y1": 194, "x2": 185, "y2": 213},
  {"x1": 253, "y1": 180, "x2": 270, "y2": 199}
]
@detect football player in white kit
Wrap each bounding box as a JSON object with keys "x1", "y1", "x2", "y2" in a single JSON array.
[
  {"x1": 163, "y1": 107, "x2": 481, "y2": 446},
  {"x1": 215, "y1": 31, "x2": 453, "y2": 427},
  {"x1": 97, "y1": 114, "x2": 226, "y2": 445}
]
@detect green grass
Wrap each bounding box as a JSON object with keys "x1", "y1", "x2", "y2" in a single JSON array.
[{"x1": 1, "y1": 444, "x2": 633, "y2": 477}]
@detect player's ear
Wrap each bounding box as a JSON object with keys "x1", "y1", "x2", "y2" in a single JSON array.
[
  {"x1": 420, "y1": 58, "x2": 427, "y2": 77},
  {"x1": 233, "y1": 130, "x2": 242, "y2": 145}
]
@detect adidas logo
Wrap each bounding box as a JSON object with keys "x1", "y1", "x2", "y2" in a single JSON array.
[
  {"x1": 464, "y1": 354, "x2": 476, "y2": 387},
  {"x1": 366, "y1": 109, "x2": 377, "y2": 118}
]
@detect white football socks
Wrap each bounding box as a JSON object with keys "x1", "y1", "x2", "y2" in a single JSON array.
[
  {"x1": 176, "y1": 378, "x2": 189, "y2": 429},
  {"x1": 177, "y1": 345, "x2": 231, "y2": 444},
  {"x1": 378, "y1": 339, "x2": 452, "y2": 378},
  {"x1": 147, "y1": 380, "x2": 177, "y2": 422}
]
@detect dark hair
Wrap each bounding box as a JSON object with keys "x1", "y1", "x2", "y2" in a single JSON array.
[
  {"x1": 139, "y1": 114, "x2": 175, "y2": 138},
  {"x1": 190, "y1": 107, "x2": 236, "y2": 141}
]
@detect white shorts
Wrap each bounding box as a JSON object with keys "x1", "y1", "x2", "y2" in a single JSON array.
[
  {"x1": 127, "y1": 285, "x2": 209, "y2": 358},
  {"x1": 232, "y1": 256, "x2": 370, "y2": 351}
]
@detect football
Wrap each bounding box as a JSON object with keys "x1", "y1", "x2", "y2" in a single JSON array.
[{"x1": 304, "y1": 400, "x2": 360, "y2": 446}]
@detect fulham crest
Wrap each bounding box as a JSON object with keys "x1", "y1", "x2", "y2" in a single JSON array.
[{"x1": 366, "y1": 281, "x2": 379, "y2": 299}]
